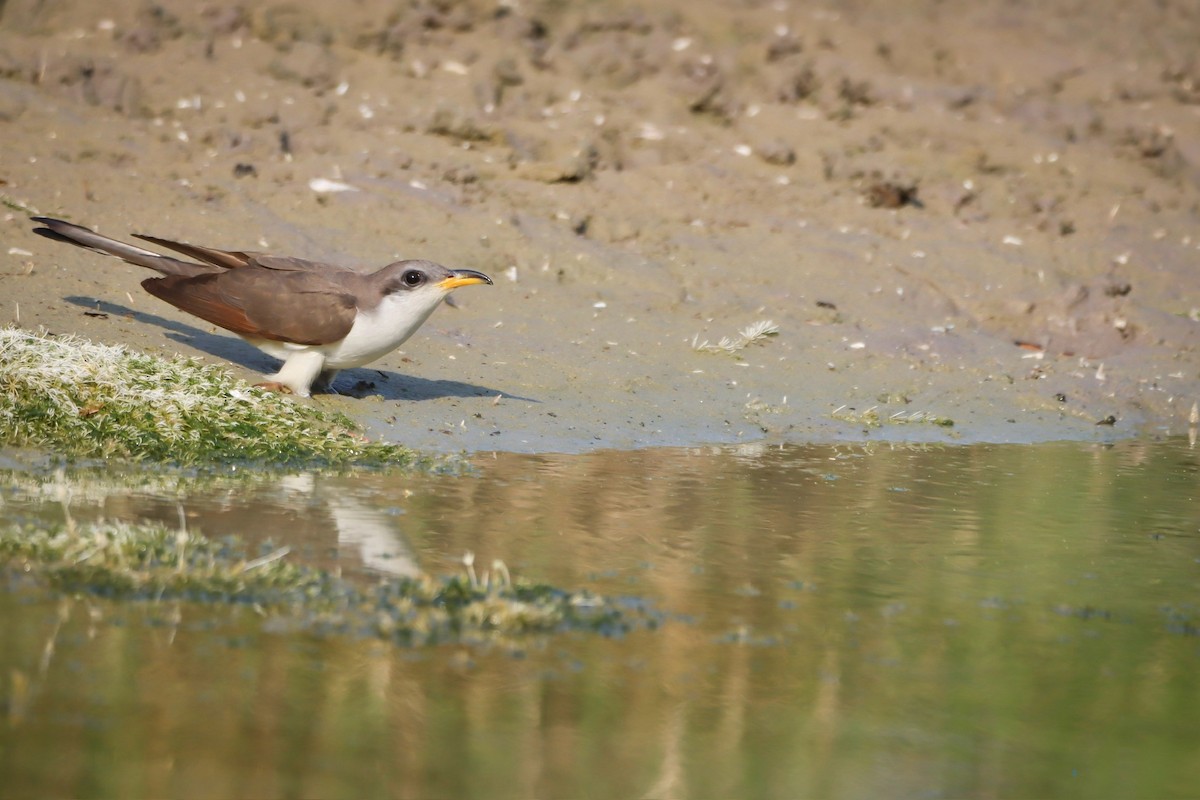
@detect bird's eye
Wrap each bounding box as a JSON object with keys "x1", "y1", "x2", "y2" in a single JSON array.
[{"x1": 402, "y1": 270, "x2": 425, "y2": 287}]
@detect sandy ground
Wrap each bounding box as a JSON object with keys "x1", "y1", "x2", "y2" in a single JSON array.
[{"x1": 2, "y1": 0, "x2": 1199, "y2": 454}]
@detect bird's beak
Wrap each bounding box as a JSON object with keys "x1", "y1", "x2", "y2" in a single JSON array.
[{"x1": 438, "y1": 269, "x2": 493, "y2": 291}]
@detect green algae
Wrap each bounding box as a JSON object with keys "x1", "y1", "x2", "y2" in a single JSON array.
[{"x1": 0, "y1": 518, "x2": 646, "y2": 645}]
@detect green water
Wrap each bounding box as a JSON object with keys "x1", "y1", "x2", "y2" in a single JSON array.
[{"x1": 2, "y1": 439, "x2": 1199, "y2": 799}]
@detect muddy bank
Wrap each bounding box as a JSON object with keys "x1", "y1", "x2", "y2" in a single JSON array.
[{"x1": 2, "y1": 0, "x2": 1198, "y2": 453}]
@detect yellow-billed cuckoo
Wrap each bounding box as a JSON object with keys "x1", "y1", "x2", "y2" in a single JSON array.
[{"x1": 31, "y1": 216, "x2": 492, "y2": 397}]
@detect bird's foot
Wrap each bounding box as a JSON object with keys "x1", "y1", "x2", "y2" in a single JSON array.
[{"x1": 253, "y1": 381, "x2": 294, "y2": 395}]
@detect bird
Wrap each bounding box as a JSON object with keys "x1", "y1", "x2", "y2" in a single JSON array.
[{"x1": 30, "y1": 216, "x2": 493, "y2": 397}]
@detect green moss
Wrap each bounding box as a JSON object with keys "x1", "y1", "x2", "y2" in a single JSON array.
[
  {"x1": 0, "y1": 327, "x2": 418, "y2": 467},
  {"x1": 0, "y1": 520, "x2": 644, "y2": 644},
  {"x1": 831, "y1": 405, "x2": 955, "y2": 429},
  {"x1": 1, "y1": 195, "x2": 34, "y2": 213}
]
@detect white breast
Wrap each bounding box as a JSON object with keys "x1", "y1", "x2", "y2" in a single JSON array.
[{"x1": 323, "y1": 290, "x2": 448, "y2": 368}]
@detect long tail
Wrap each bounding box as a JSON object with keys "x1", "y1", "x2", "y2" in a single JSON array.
[{"x1": 30, "y1": 217, "x2": 216, "y2": 277}]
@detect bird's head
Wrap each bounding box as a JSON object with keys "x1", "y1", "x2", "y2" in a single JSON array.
[{"x1": 382, "y1": 260, "x2": 493, "y2": 298}]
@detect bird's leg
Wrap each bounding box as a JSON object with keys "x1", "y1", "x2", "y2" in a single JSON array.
[
  {"x1": 313, "y1": 368, "x2": 341, "y2": 394},
  {"x1": 261, "y1": 349, "x2": 327, "y2": 398}
]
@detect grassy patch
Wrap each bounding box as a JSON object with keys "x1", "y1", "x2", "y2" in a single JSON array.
[
  {"x1": 0, "y1": 519, "x2": 646, "y2": 645},
  {"x1": 0, "y1": 327, "x2": 418, "y2": 466}
]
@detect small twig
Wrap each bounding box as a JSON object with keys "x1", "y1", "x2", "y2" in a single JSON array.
[{"x1": 242, "y1": 545, "x2": 291, "y2": 572}]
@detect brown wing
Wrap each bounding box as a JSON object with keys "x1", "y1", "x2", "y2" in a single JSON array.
[
  {"x1": 132, "y1": 234, "x2": 253, "y2": 270},
  {"x1": 142, "y1": 269, "x2": 358, "y2": 345},
  {"x1": 247, "y1": 254, "x2": 359, "y2": 274},
  {"x1": 132, "y1": 235, "x2": 353, "y2": 275}
]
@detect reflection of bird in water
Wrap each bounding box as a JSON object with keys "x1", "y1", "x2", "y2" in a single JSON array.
[
  {"x1": 326, "y1": 496, "x2": 421, "y2": 579},
  {"x1": 276, "y1": 474, "x2": 421, "y2": 578}
]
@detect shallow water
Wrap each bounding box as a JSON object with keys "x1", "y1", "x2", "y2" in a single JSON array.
[{"x1": 2, "y1": 438, "x2": 1199, "y2": 799}]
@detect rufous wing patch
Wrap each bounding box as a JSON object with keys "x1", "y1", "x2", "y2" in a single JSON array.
[
  {"x1": 142, "y1": 274, "x2": 265, "y2": 338},
  {"x1": 142, "y1": 271, "x2": 358, "y2": 345}
]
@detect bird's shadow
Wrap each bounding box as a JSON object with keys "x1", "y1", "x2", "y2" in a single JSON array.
[{"x1": 64, "y1": 296, "x2": 536, "y2": 404}]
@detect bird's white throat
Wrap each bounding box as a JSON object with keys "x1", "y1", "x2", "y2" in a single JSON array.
[
  {"x1": 331, "y1": 290, "x2": 449, "y2": 368},
  {"x1": 250, "y1": 289, "x2": 448, "y2": 370}
]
